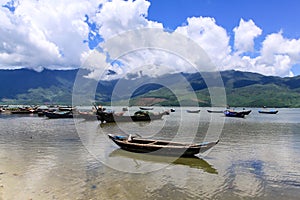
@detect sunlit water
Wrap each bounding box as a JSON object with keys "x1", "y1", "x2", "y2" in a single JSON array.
[{"x1": 0, "y1": 107, "x2": 300, "y2": 199}]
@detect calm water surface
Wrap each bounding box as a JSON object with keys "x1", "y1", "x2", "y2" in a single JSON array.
[{"x1": 0, "y1": 107, "x2": 300, "y2": 199}]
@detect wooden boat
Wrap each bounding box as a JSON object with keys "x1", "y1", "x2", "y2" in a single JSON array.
[
  {"x1": 97, "y1": 110, "x2": 165, "y2": 123},
  {"x1": 109, "y1": 149, "x2": 218, "y2": 174},
  {"x1": 224, "y1": 110, "x2": 245, "y2": 118},
  {"x1": 258, "y1": 110, "x2": 278, "y2": 114},
  {"x1": 240, "y1": 109, "x2": 251, "y2": 115},
  {"x1": 186, "y1": 109, "x2": 201, "y2": 113},
  {"x1": 207, "y1": 110, "x2": 224, "y2": 113},
  {"x1": 45, "y1": 111, "x2": 73, "y2": 119},
  {"x1": 11, "y1": 108, "x2": 35, "y2": 114},
  {"x1": 108, "y1": 134, "x2": 219, "y2": 157},
  {"x1": 58, "y1": 106, "x2": 76, "y2": 111},
  {"x1": 35, "y1": 106, "x2": 49, "y2": 117},
  {"x1": 139, "y1": 107, "x2": 154, "y2": 110},
  {"x1": 233, "y1": 109, "x2": 251, "y2": 115}
]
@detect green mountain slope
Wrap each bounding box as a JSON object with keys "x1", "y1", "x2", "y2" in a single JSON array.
[
  {"x1": 129, "y1": 71, "x2": 300, "y2": 107},
  {"x1": 0, "y1": 69, "x2": 300, "y2": 107}
]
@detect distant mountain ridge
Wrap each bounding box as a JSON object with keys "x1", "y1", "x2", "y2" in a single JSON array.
[{"x1": 0, "y1": 69, "x2": 300, "y2": 107}]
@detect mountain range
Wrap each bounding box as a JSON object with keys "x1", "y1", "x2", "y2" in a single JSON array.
[{"x1": 0, "y1": 69, "x2": 300, "y2": 107}]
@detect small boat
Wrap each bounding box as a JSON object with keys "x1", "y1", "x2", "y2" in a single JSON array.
[
  {"x1": 224, "y1": 110, "x2": 245, "y2": 118},
  {"x1": 258, "y1": 110, "x2": 278, "y2": 114},
  {"x1": 11, "y1": 108, "x2": 35, "y2": 114},
  {"x1": 108, "y1": 134, "x2": 219, "y2": 157},
  {"x1": 45, "y1": 111, "x2": 73, "y2": 119},
  {"x1": 207, "y1": 110, "x2": 224, "y2": 113},
  {"x1": 58, "y1": 106, "x2": 76, "y2": 112},
  {"x1": 221, "y1": 108, "x2": 251, "y2": 115},
  {"x1": 186, "y1": 109, "x2": 201, "y2": 113},
  {"x1": 139, "y1": 107, "x2": 154, "y2": 110},
  {"x1": 35, "y1": 106, "x2": 49, "y2": 117},
  {"x1": 97, "y1": 110, "x2": 165, "y2": 123},
  {"x1": 240, "y1": 109, "x2": 251, "y2": 115},
  {"x1": 170, "y1": 108, "x2": 175, "y2": 112}
]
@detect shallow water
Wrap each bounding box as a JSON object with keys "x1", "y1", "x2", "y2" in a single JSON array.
[{"x1": 0, "y1": 107, "x2": 300, "y2": 199}]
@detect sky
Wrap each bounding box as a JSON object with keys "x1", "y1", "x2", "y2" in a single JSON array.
[{"x1": 1, "y1": 0, "x2": 300, "y2": 78}]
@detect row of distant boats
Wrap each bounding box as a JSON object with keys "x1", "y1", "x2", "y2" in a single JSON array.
[
  {"x1": 0, "y1": 105, "x2": 279, "y2": 157},
  {"x1": 0, "y1": 105, "x2": 279, "y2": 120},
  {"x1": 0, "y1": 105, "x2": 171, "y2": 121},
  {"x1": 187, "y1": 108, "x2": 278, "y2": 118}
]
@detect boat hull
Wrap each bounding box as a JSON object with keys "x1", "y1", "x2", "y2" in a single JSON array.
[
  {"x1": 139, "y1": 107, "x2": 154, "y2": 110},
  {"x1": 258, "y1": 110, "x2": 278, "y2": 114},
  {"x1": 224, "y1": 110, "x2": 245, "y2": 118},
  {"x1": 207, "y1": 110, "x2": 224, "y2": 113},
  {"x1": 45, "y1": 111, "x2": 73, "y2": 119},
  {"x1": 186, "y1": 110, "x2": 201, "y2": 113}
]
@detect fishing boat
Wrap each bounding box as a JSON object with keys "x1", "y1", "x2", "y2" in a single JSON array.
[
  {"x1": 97, "y1": 110, "x2": 166, "y2": 123},
  {"x1": 44, "y1": 111, "x2": 73, "y2": 119},
  {"x1": 207, "y1": 110, "x2": 224, "y2": 113},
  {"x1": 240, "y1": 109, "x2": 252, "y2": 115},
  {"x1": 139, "y1": 107, "x2": 154, "y2": 110},
  {"x1": 11, "y1": 107, "x2": 35, "y2": 114},
  {"x1": 258, "y1": 110, "x2": 278, "y2": 114},
  {"x1": 224, "y1": 110, "x2": 245, "y2": 118},
  {"x1": 186, "y1": 109, "x2": 201, "y2": 113},
  {"x1": 108, "y1": 134, "x2": 219, "y2": 157},
  {"x1": 58, "y1": 106, "x2": 76, "y2": 112}
]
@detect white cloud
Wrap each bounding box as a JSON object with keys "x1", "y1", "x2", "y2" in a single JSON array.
[
  {"x1": 0, "y1": 0, "x2": 102, "y2": 71},
  {"x1": 233, "y1": 19, "x2": 262, "y2": 54},
  {"x1": 94, "y1": 0, "x2": 162, "y2": 40},
  {"x1": 175, "y1": 17, "x2": 232, "y2": 68},
  {"x1": 255, "y1": 32, "x2": 300, "y2": 76},
  {"x1": 174, "y1": 16, "x2": 299, "y2": 77},
  {"x1": 1, "y1": 0, "x2": 300, "y2": 77}
]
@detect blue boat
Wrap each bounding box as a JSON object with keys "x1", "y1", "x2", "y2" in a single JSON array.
[
  {"x1": 258, "y1": 110, "x2": 278, "y2": 114},
  {"x1": 224, "y1": 110, "x2": 245, "y2": 118}
]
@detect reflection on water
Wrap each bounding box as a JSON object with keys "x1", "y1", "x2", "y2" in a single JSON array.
[
  {"x1": 0, "y1": 108, "x2": 300, "y2": 199},
  {"x1": 109, "y1": 149, "x2": 218, "y2": 174}
]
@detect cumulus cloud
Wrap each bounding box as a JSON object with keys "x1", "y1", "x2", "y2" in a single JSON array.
[
  {"x1": 175, "y1": 17, "x2": 231, "y2": 68},
  {"x1": 0, "y1": 0, "x2": 102, "y2": 71},
  {"x1": 256, "y1": 32, "x2": 300, "y2": 76},
  {"x1": 93, "y1": 0, "x2": 162, "y2": 40},
  {"x1": 1, "y1": 0, "x2": 300, "y2": 77},
  {"x1": 233, "y1": 19, "x2": 262, "y2": 54},
  {"x1": 175, "y1": 16, "x2": 298, "y2": 77}
]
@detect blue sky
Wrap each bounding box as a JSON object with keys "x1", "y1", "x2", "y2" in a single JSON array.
[
  {"x1": 1, "y1": 0, "x2": 300, "y2": 77},
  {"x1": 147, "y1": 0, "x2": 300, "y2": 75},
  {"x1": 148, "y1": 0, "x2": 300, "y2": 37}
]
